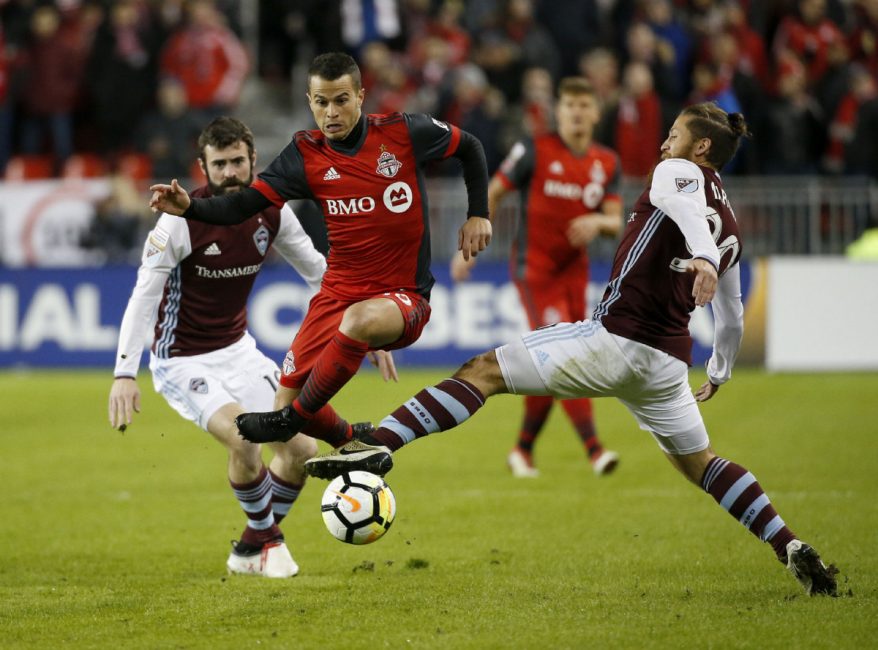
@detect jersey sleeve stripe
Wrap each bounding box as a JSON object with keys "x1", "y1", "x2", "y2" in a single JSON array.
[
  {"x1": 251, "y1": 178, "x2": 285, "y2": 207},
  {"x1": 443, "y1": 124, "x2": 462, "y2": 158}
]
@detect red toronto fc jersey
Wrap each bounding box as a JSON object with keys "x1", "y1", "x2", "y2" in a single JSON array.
[
  {"x1": 252, "y1": 112, "x2": 461, "y2": 301},
  {"x1": 593, "y1": 163, "x2": 742, "y2": 365},
  {"x1": 152, "y1": 186, "x2": 282, "y2": 358},
  {"x1": 495, "y1": 134, "x2": 621, "y2": 283}
]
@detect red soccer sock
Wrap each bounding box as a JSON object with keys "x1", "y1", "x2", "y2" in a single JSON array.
[
  {"x1": 293, "y1": 331, "x2": 369, "y2": 417},
  {"x1": 300, "y1": 404, "x2": 352, "y2": 447},
  {"x1": 515, "y1": 395, "x2": 553, "y2": 454},
  {"x1": 561, "y1": 398, "x2": 603, "y2": 459}
]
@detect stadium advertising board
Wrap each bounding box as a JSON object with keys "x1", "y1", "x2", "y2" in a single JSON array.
[{"x1": 0, "y1": 262, "x2": 753, "y2": 369}]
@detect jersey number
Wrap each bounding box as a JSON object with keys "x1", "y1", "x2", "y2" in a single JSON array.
[{"x1": 670, "y1": 210, "x2": 740, "y2": 275}]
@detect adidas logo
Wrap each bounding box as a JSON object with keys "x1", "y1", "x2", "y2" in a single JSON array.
[
  {"x1": 549, "y1": 160, "x2": 564, "y2": 175},
  {"x1": 323, "y1": 167, "x2": 341, "y2": 181},
  {"x1": 204, "y1": 242, "x2": 222, "y2": 256}
]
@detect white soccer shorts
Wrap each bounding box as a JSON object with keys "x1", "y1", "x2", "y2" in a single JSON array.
[
  {"x1": 149, "y1": 332, "x2": 280, "y2": 431},
  {"x1": 496, "y1": 320, "x2": 710, "y2": 455}
]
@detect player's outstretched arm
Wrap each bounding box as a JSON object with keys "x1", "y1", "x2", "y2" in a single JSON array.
[
  {"x1": 149, "y1": 179, "x2": 190, "y2": 216},
  {"x1": 694, "y1": 380, "x2": 719, "y2": 402},
  {"x1": 458, "y1": 216, "x2": 492, "y2": 261},
  {"x1": 109, "y1": 377, "x2": 141, "y2": 431}
]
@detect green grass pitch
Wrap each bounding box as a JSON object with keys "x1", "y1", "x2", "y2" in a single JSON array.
[{"x1": 2, "y1": 368, "x2": 876, "y2": 648}]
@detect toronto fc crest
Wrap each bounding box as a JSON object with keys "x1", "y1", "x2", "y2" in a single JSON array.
[{"x1": 376, "y1": 144, "x2": 402, "y2": 178}]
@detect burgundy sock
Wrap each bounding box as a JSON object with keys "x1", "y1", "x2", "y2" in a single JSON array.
[
  {"x1": 701, "y1": 457, "x2": 797, "y2": 559},
  {"x1": 268, "y1": 469, "x2": 303, "y2": 525},
  {"x1": 230, "y1": 467, "x2": 281, "y2": 546},
  {"x1": 371, "y1": 378, "x2": 485, "y2": 451}
]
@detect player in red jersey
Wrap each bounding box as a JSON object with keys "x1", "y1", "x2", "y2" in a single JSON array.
[
  {"x1": 452, "y1": 77, "x2": 623, "y2": 479},
  {"x1": 110, "y1": 117, "x2": 379, "y2": 577},
  {"x1": 148, "y1": 52, "x2": 492, "y2": 450},
  {"x1": 308, "y1": 103, "x2": 839, "y2": 597}
]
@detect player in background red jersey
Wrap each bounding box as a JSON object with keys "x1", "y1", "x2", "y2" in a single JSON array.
[
  {"x1": 308, "y1": 103, "x2": 839, "y2": 598},
  {"x1": 149, "y1": 52, "x2": 492, "y2": 452},
  {"x1": 452, "y1": 77, "x2": 623, "y2": 479}
]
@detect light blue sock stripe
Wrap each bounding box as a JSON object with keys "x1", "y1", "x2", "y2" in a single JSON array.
[
  {"x1": 741, "y1": 493, "x2": 770, "y2": 529},
  {"x1": 249, "y1": 514, "x2": 275, "y2": 530},
  {"x1": 720, "y1": 472, "x2": 756, "y2": 510},
  {"x1": 425, "y1": 386, "x2": 469, "y2": 423},
  {"x1": 761, "y1": 515, "x2": 786, "y2": 542},
  {"x1": 402, "y1": 398, "x2": 442, "y2": 434},
  {"x1": 379, "y1": 415, "x2": 417, "y2": 444},
  {"x1": 238, "y1": 492, "x2": 272, "y2": 514}
]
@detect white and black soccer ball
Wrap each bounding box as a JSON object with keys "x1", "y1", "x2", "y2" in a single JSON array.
[{"x1": 320, "y1": 471, "x2": 396, "y2": 545}]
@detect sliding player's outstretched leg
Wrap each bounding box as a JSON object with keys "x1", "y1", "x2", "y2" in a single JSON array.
[{"x1": 236, "y1": 405, "x2": 306, "y2": 443}]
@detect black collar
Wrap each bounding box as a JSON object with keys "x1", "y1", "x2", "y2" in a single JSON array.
[{"x1": 327, "y1": 114, "x2": 367, "y2": 155}]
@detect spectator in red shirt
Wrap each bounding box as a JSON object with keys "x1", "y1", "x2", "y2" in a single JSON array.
[
  {"x1": 159, "y1": 0, "x2": 248, "y2": 118},
  {"x1": 613, "y1": 61, "x2": 667, "y2": 177},
  {"x1": 773, "y1": 0, "x2": 845, "y2": 87}
]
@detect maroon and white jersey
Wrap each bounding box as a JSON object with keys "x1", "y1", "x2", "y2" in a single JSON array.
[
  {"x1": 593, "y1": 158, "x2": 743, "y2": 366},
  {"x1": 114, "y1": 186, "x2": 325, "y2": 377},
  {"x1": 251, "y1": 112, "x2": 461, "y2": 302}
]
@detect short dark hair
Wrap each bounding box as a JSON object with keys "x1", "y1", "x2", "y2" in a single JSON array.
[
  {"x1": 308, "y1": 52, "x2": 362, "y2": 90},
  {"x1": 197, "y1": 117, "x2": 255, "y2": 161},
  {"x1": 680, "y1": 102, "x2": 751, "y2": 169},
  {"x1": 557, "y1": 76, "x2": 596, "y2": 98}
]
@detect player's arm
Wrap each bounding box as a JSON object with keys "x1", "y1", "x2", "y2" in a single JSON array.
[
  {"x1": 405, "y1": 113, "x2": 491, "y2": 260},
  {"x1": 695, "y1": 263, "x2": 744, "y2": 402},
  {"x1": 650, "y1": 159, "x2": 720, "y2": 306},
  {"x1": 568, "y1": 153, "x2": 624, "y2": 246},
  {"x1": 109, "y1": 216, "x2": 189, "y2": 429},
  {"x1": 149, "y1": 179, "x2": 271, "y2": 224},
  {"x1": 272, "y1": 203, "x2": 327, "y2": 292},
  {"x1": 451, "y1": 176, "x2": 510, "y2": 282}
]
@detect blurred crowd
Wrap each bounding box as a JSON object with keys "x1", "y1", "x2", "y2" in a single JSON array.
[{"x1": 2, "y1": 0, "x2": 878, "y2": 182}]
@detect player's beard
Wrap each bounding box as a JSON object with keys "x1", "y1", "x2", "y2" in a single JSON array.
[{"x1": 209, "y1": 173, "x2": 254, "y2": 196}]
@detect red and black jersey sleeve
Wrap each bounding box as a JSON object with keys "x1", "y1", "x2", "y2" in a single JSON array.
[
  {"x1": 495, "y1": 138, "x2": 536, "y2": 190},
  {"x1": 252, "y1": 137, "x2": 315, "y2": 207},
  {"x1": 403, "y1": 113, "x2": 461, "y2": 163}
]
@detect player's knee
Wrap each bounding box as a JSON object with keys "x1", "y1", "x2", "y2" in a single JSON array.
[
  {"x1": 454, "y1": 350, "x2": 505, "y2": 396},
  {"x1": 227, "y1": 440, "x2": 262, "y2": 474}
]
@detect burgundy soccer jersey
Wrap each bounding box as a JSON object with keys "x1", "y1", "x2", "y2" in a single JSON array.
[
  {"x1": 496, "y1": 134, "x2": 621, "y2": 283},
  {"x1": 251, "y1": 113, "x2": 461, "y2": 301},
  {"x1": 152, "y1": 186, "x2": 283, "y2": 358},
  {"x1": 594, "y1": 161, "x2": 742, "y2": 365}
]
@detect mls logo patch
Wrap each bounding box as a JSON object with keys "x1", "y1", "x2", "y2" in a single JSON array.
[
  {"x1": 189, "y1": 378, "x2": 209, "y2": 394},
  {"x1": 676, "y1": 177, "x2": 699, "y2": 193},
  {"x1": 253, "y1": 225, "x2": 269, "y2": 256},
  {"x1": 282, "y1": 351, "x2": 295, "y2": 376}
]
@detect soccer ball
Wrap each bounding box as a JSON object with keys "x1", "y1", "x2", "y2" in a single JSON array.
[{"x1": 320, "y1": 471, "x2": 396, "y2": 545}]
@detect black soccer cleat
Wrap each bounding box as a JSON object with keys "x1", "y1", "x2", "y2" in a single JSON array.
[
  {"x1": 785, "y1": 540, "x2": 839, "y2": 597},
  {"x1": 304, "y1": 440, "x2": 394, "y2": 480},
  {"x1": 236, "y1": 405, "x2": 306, "y2": 444},
  {"x1": 351, "y1": 421, "x2": 377, "y2": 443}
]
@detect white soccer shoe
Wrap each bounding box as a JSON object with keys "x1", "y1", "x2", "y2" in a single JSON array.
[
  {"x1": 591, "y1": 449, "x2": 620, "y2": 476},
  {"x1": 507, "y1": 448, "x2": 539, "y2": 478},
  {"x1": 226, "y1": 540, "x2": 299, "y2": 578}
]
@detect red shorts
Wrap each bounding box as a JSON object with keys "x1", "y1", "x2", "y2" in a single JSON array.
[
  {"x1": 514, "y1": 276, "x2": 587, "y2": 328},
  {"x1": 279, "y1": 289, "x2": 431, "y2": 389}
]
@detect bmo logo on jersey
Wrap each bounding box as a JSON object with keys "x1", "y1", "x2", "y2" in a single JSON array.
[
  {"x1": 383, "y1": 181, "x2": 413, "y2": 213},
  {"x1": 323, "y1": 181, "x2": 413, "y2": 216},
  {"x1": 325, "y1": 196, "x2": 377, "y2": 216},
  {"x1": 543, "y1": 179, "x2": 606, "y2": 210}
]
